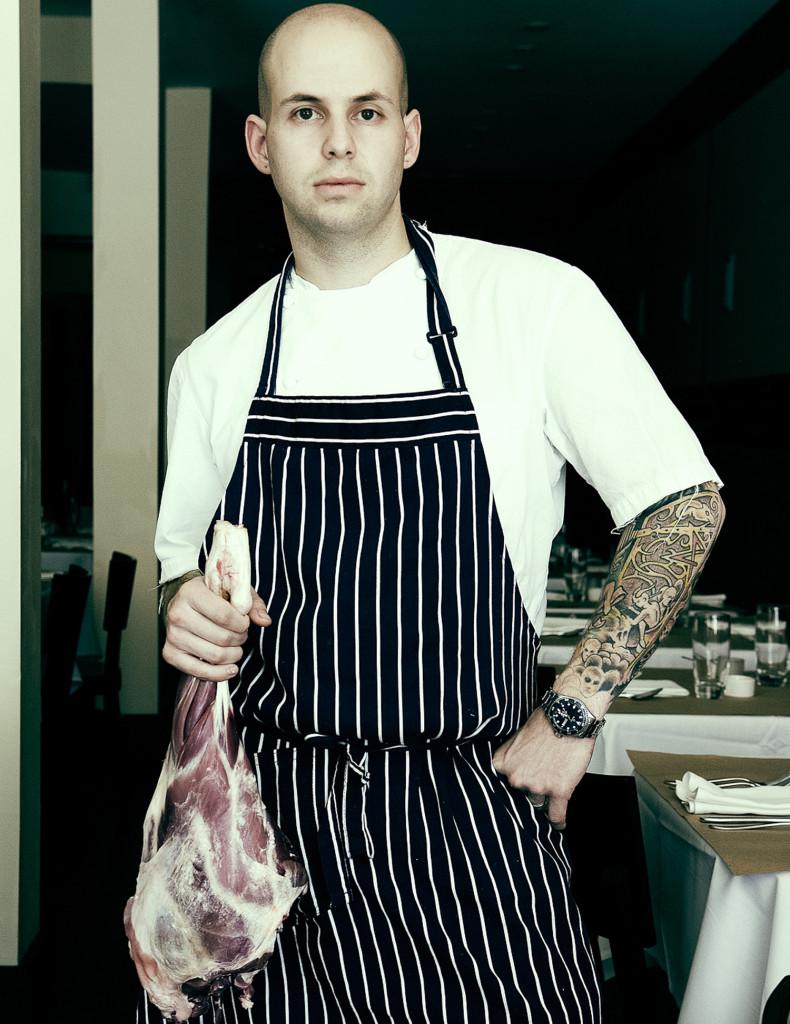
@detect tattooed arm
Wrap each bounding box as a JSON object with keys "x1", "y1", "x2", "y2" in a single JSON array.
[
  {"x1": 493, "y1": 481, "x2": 725, "y2": 828},
  {"x1": 554, "y1": 480, "x2": 725, "y2": 717}
]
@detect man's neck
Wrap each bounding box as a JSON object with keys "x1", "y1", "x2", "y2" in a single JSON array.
[{"x1": 285, "y1": 203, "x2": 412, "y2": 290}]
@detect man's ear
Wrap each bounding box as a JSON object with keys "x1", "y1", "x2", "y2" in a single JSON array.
[
  {"x1": 402, "y1": 108, "x2": 421, "y2": 169},
  {"x1": 245, "y1": 114, "x2": 271, "y2": 176}
]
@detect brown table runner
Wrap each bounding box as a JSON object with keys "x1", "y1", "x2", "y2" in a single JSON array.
[
  {"x1": 608, "y1": 668, "x2": 790, "y2": 716},
  {"x1": 627, "y1": 749, "x2": 790, "y2": 876}
]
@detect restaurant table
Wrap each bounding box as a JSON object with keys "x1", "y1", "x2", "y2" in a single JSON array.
[
  {"x1": 629, "y1": 751, "x2": 790, "y2": 1024},
  {"x1": 41, "y1": 531, "x2": 93, "y2": 572},
  {"x1": 588, "y1": 668, "x2": 790, "y2": 775}
]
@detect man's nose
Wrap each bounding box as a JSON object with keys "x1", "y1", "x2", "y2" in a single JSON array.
[{"x1": 321, "y1": 118, "x2": 355, "y2": 159}]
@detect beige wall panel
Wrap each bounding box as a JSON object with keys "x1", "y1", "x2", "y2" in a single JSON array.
[
  {"x1": 92, "y1": 0, "x2": 160, "y2": 714},
  {"x1": 164, "y1": 87, "x2": 211, "y2": 401}
]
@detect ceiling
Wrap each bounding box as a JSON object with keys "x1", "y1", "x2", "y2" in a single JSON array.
[{"x1": 43, "y1": 0, "x2": 779, "y2": 180}]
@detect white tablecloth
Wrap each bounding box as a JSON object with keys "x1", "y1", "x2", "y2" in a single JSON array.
[
  {"x1": 636, "y1": 776, "x2": 790, "y2": 1024},
  {"x1": 589, "y1": 712, "x2": 790, "y2": 775}
]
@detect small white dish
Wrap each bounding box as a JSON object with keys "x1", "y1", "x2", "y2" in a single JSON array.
[{"x1": 724, "y1": 674, "x2": 755, "y2": 698}]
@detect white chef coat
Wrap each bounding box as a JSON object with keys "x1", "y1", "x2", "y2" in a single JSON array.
[{"x1": 155, "y1": 230, "x2": 721, "y2": 633}]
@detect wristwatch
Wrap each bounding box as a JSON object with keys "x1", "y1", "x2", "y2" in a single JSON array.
[{"x1": 539, "y1": 689, "x2": 606, "y2": 739}]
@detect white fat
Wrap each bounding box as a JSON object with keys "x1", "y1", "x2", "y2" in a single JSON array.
[{"x1": 204, "y1": 522, "x2": 253, "y2": 615}]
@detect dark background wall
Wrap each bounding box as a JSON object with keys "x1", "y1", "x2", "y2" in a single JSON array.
[{"x1": 566, "y1": 70, "x2": 790, "y2": 607}]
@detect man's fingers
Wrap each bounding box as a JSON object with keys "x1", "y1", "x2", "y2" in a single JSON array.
[
  {"x1": 546, "y1": 795, "x2": 568, "y2": 831},
  {"x1": 249, "y1": 587, "x2": 272, "y2": 626},
  {"x1": 168, "y1": 603, "x2": 248, "y2": 648},
  {"x1": 162, "y1": 641, "x2": 240, "y2": 683},
  {"x1": 492, "y1": 735, "x2": 513, "y2": 773},
  {"x1": 186, "y1": 582, "x2": 251, "y2": 633},
  {"x1": 167, "y1": 626, "x2": 244, "y2": 667}
]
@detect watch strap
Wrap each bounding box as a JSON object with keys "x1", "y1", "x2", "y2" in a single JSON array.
[{"x1": 583, "y1": 715, "x2": 606, "y2": 739}]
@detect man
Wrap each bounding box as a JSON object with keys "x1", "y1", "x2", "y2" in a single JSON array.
[{"x1": 146, "y1": 4, "x2": 723, "y2": 1021}]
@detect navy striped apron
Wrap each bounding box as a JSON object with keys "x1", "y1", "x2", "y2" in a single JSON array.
[{"x1": 139, "y1": 217, "x2": 600, "y2": 1024}]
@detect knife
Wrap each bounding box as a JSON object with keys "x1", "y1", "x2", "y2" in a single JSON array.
[
  {"x1": 701, "y1": 814, "x2": 790, "y2": 830},
  {"x1": 700, "y1": 814, "x2": 790, "y2": 821}
]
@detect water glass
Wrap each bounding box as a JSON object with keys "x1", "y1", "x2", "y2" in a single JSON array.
[
  {"x1": 692, "y1": 613, "x2": 731, "y2": 699},
  {"x1": 563, "y1": 548, "x2": 587, "y2": 603},
  {"x1": 755, "y1": 604, "x2": 788, "y2": 687}
]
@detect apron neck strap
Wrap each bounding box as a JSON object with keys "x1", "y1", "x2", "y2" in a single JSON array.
[
  {"x1": 403, "y1": 216, "x2": 465, "y2": 391},
  {"x1": 257, "y1": 216, "x2": 465, "y2": 398},
  {"x1": 259, "y1": 251, "x2": 295, "y2": 399}
]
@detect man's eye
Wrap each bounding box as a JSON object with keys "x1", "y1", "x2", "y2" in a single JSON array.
[
  {"x1": 357, "y1": 108, "x2": 380, "y2": 122},
  {"x1": 294, "y1": 108, "x2": 318, "y2": 121}
]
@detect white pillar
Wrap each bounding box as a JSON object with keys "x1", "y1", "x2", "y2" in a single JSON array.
[
  {"x1": 0, "y1": 0, "x2": 41, "y2": 964},
  {"x1": 165, "y1": 87, "x2": 211, "y2": 397},
  {"x1": 92, "y1": 1, "x2": 159, "y2": 714}
]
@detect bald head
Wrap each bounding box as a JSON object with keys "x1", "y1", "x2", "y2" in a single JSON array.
[{"x1": 257, "y1": 4, "x2": 408, "y2": 122}]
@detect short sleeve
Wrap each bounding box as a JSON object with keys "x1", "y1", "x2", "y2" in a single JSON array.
[
  {"x1": 542, "y1": 266, "x2": 722, "y2": 529},
  {"x1": 154, "y1": 350, "x2": 225, "y2": 582}
]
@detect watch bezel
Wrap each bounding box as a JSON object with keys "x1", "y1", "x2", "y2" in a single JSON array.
[{"x1": 541, "y1": 690, "x2": 603, "y2": 738}]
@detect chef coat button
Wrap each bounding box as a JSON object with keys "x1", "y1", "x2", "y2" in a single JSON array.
[
  {"x1": 414, "y1": 266, "x2": 427, "y2": 280},
  {"x1": 414, "y1": 343, "x2": 431, "y2": 360},
  {"x1": 282, "y1": 293, "x2": 295, "y2": 309}
]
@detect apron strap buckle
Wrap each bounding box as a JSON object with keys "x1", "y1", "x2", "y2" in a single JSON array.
[{"x1": 426, "y1": 325, "x2": 458, "y2": 344}]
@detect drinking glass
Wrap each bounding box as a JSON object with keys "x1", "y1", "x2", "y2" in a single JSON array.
[
  {"x1": 755, "y1": 604, "x2": 788, "y2": 687},
  {"x1": 692, "y1": 613, "x2": 731, "y2": 699},
  {"x1": 563, "y1": 548, "x2": 587, "y2": 603}
]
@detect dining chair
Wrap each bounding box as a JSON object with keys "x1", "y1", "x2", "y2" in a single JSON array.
[
  {"x1": 41, "y1": 563, "x2": 92, "y2": 716},
  {"x1": 565, "y1": 771, "x2": 658, "y2": 1023},
  {"x1": 76, "y1": 550, "x2": 137, "y2": 717}
]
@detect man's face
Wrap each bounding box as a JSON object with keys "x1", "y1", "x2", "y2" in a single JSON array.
[{"x1": 251, "y1": 17, "x2": 420, "y2": 241}]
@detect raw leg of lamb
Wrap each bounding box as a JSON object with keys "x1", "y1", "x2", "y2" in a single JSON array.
[{"x1": 124, "y1": 521, "x2": 307, "y2": 1022}]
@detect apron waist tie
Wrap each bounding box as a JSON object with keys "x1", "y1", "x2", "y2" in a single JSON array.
[
  {"x1": 306, "y1": 736, "x2": 375, "y2": 910},
  {"x1": 256, "y1": 733, "x2": 500, "y2": 917},
  {"x1": 272, "y1": 732, "x2": 497, "y2": 914}
]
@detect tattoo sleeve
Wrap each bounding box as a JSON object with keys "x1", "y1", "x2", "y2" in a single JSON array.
[{"x1": 553, "y1": 481, "x2": 725, "y2": 718}]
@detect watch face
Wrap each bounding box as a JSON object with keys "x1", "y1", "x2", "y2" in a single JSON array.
[{"x1": 548, "y1": 696, "x2": 588, "y2": 736}]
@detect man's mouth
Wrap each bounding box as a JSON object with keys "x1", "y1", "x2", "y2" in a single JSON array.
[{"x1": 314, "y1": 178, "x2": 364, "y2": 191}]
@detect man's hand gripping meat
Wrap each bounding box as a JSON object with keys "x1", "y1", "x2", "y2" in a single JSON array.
[{"x1": 162, "y1": 567, "x2": 272, "y2": 683}]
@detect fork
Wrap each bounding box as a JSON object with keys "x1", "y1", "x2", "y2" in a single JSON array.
[{"x1": 664, "y1": 772, "x2": 790, "y2": 791}]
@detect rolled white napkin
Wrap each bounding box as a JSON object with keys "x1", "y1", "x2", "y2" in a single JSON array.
[
  {"x1": 621, "y1": 678, "x2": 689, "y2": 698},
  {"x1": 675, "y1": 772, "x2": 790, "y2": 814}
]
